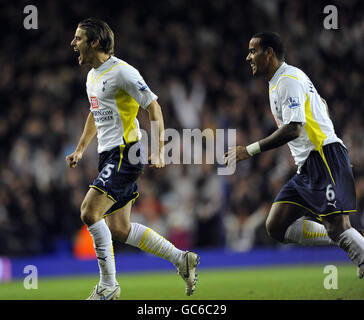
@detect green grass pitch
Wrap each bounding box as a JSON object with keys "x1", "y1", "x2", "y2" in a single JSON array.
[{"x1": 0, "y1": 263, "x2": 363, "y2": 300}]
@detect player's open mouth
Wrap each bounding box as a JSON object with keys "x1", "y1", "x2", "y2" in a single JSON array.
[
  {"x1": 250, "y1": 63, "x2": 256, "y2": 72},
  {"x1": 74, "y1": 48, "x2": 82, "y2": 62}
]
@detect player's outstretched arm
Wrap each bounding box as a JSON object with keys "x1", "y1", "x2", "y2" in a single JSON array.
[
  {"x1": 66, "y1": 112, "x2": 97, "y2": 168},
  {"x1": 225, "y1": 122, "x2": 302, "y2": 167},
  {"x1": 146, "y1": 99, "x2": 165, "y2": 168},
  {"x1": 259, "y1": 121, "x2": 302, "y2": 151}
]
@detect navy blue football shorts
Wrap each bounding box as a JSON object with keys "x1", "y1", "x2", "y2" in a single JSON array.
[
  {"x1": 89, "y1": 141, "x2": 145, "y2": 217},
  {"x1": 273, "y1": 142, "x2": 357, "y2": 221}
]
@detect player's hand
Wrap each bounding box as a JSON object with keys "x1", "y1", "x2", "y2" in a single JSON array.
[
  {"x1": 148, "y1": 149, "x2": 165, "y2": 168},
  {"x1": 224, "y1": 146, "x2": 250, "y2": 167},
  {"x1": 66, "y1": 151, "x2": 83, "y2": 168}
]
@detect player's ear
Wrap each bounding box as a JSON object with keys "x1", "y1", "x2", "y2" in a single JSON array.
[
  {"x1": 265, "y1": 47, "x2": 273, "y2": 57},
  {"x1": 265, "y1": 47, "x2": 275, "y2": 61},
  {"x1": 90, "y1": 39, "x2": 100, "y2": 49}
]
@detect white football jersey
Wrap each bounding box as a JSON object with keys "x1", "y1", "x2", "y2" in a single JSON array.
[
  {"x1": 86, "y1": 55, "x2": 157, "y2": 153},
  {"x1": 268, "y1": 62, "x2": 344, "y2": 172}
]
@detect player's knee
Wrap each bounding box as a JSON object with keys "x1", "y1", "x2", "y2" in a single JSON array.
[
  {"x1": 80, "y1": 210, "x2": 94, "y2": 226},
  {"x1": 265, "y1": 219, "x2": 285, "y2": 243},
  {"x1": 80, "y1": 200, "x2": 99, "y2": 226}
]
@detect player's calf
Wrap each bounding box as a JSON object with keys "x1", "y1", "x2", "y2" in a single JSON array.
[
  {"x1": 80, "y1": 189, "x2": 118, "y2": 290},
  {"x1": 321, "y1": 214, "x2": 351, "y2": 243},
  {"x1": 107, "y1": 221, "x2": 131, "y2": 243}
]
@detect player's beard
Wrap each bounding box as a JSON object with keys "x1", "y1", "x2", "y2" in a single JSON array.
[
  {"x1": 250, "y1": 55, "x2": 270, "y2": 77},
  {"x1": 252, "y1": 63, "x2": 269, "y2": 78},
  {"x1": 78, "y1": 45, "x2": 92, "y2": 65}
]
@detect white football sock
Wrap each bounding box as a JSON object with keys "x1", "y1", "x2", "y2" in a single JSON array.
[
  {"x1": 284, "y1": 219, "x2": 334, "y2": 246},
  {"x1": 125, "y1": 222, "x2": 185, "y2": 267},
  {"x1": 88, "y1": 219, "x2": 117, "y2": 287},
  {"x1": 336, "y1": 227, "x2": 364, "y2": 268}
]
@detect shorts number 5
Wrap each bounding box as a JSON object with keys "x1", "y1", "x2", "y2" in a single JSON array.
[{"x1": 101, "y1": 164, "x2": 115, "y2": 179}]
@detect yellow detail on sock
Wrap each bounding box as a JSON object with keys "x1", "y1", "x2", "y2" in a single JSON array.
[
  {"x1": 139, "y1": 228, "x2": 172, "y2": 259},
  {"x1": 302, "y1": 220, "x2": 328, "y2": 239},
  {"x1": 167, "y1": 245, "x2": 175, "y2": 258},
  {"x1": 139, "y1": 228, "x2": 151, "y2": 248}
]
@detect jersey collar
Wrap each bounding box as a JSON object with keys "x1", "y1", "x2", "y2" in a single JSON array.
[
  {"x1": 269, "y1": 62, "x2": 287, "y2": 87},
  {"x1": 93, "y1": 55, "x2": 115, "y2": 73}
]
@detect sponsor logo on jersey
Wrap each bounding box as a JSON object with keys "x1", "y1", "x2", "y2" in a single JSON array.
[{"x1": 90, "y1": 96, "x2": 99, "y2": 109}]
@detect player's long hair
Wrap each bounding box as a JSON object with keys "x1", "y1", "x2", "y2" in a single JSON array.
[{"x1": 78, "y1": 18, "x2": 114, "y2": 55}]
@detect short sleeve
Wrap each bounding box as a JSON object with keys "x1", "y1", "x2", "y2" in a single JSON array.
[
  {"x1": 277, "y1": 76, "x2": 306, "y2": 125},
  {"x1": 116, "y1": 64, "x2": 158, "y2": 109}
]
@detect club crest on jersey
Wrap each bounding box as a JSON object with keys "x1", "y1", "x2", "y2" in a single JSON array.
[
  {"x1": 90, "y1": 96, "x2": 99, "y2": 109},
  {"x1": 102, "y1": 80, "x2": 107, "y2": 92},
  {"x1": 288, "y1": 97, "x2": 300, "y2": 109}
]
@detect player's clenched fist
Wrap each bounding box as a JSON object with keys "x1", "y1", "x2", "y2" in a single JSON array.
[
  {"x1": 224, "y1": 146, "x2": 251, "y2": 167},
  {"x1": 66, "y1": 151, "x2": 83, "y2": 168},
  {"x1": 148, "y1": 149, "x2": 165, "y2": 168}
]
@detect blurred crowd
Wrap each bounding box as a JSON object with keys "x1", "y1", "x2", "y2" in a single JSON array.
[{"x1": 1, "y1": 0, "x2": 364, "y2": 256}]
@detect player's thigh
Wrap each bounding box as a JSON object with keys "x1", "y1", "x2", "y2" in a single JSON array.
[
  {"x1": 105, "y1": 202, "x2": 133, "y2": 242},
  {"x1": 266, "y1": 202, "x2": 307, "y2": 241},
  {"x1": 81, "y1": 188, "x2": 115, "y2": 225}
]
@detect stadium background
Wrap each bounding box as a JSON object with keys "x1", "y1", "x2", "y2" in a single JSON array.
[{"x1": 0, "y1": 0, "x2": 364, "y2": 289}]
